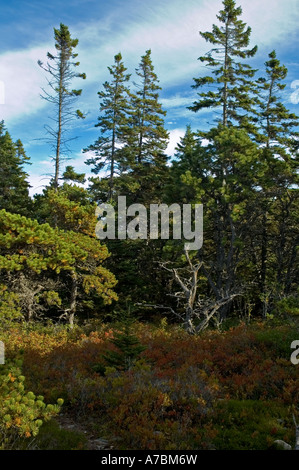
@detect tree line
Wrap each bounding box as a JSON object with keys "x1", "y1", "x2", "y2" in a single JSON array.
[{"x1": 0, "y1": 0, "x2": 298, "y2": 331}]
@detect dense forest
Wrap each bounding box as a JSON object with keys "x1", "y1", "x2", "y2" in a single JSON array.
[{"x1": 0, "y1": 0, "x2": 298, "y2": 451}]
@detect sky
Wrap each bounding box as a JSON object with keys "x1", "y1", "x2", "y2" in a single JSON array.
[{"x1": 0, "y1": 0, "x2": 299, "y2": 196}]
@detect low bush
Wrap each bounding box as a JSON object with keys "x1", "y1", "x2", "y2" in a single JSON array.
[
  {"x1": 0, "y1": 320, "x2": 298, "y2": 449},
  {"x1": 0, "y1": 360, "x2": 63, "y2": 449}
]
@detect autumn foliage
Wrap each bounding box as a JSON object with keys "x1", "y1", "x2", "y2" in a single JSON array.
[{"x1": 1, "y1": 320, "x2": 298, "y2": 450}]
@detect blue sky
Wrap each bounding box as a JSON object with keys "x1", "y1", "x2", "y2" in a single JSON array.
[{"x1": 1, "y1": 0, "x2": 299, "y2": 195}]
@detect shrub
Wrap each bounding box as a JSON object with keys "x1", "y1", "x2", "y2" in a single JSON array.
[
  {"x1": 32, "y1": 419, "x2": 88, "y2": 450},
  {"x1": 212, "y1": 400, "x2": 295, "y2": 450},
  {"x1": 0, "y1": 360, "x2": 63, "y2": 449},
  {"x1": 0, "y1": 321, "x2": 298, "y2": 450}
]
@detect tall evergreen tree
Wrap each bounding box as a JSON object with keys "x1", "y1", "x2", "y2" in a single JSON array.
[
  {"x1": 92, "y1": 53, "x2": 171, "y2": 310},
  {"x1": 257, "y1": 50, "x2": 299, "y2": 158},
  {"x1": 173, "y1": 125, "x2": 199, "y2": 171},
  {"x1": 175, "y1": 0, "x2": 262, "y2": 322},
  {"x1": 189, "y1": 0, "x2": 258, "y2": 134},
  {"x1": 167, "y1": 125, "x2": 203, "y2": 203},
  {"x1": 128, "y1": 49, "x2": 169, "y2": 168},
  {"x1": 0, "y1": 121, "x2": 32, "y2": 216},
  {"x1": 38, "y1": 23, "x2": 86, "y2": 188},
  {"x1": 119, "y1": 49, "x2": 170, "y2": 206},
  {"x1": 249, "y1": 51, "x2": 299, "y2": 303},
  {"x1": 84, "y1": 53, "x2": 131, "y2": 201}
]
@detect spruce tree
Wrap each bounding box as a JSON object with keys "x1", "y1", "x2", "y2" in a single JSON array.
[
  {"x1": 173, "y1": 125, "x2": 199, "y2": 171},
  {"x1": 62, "y1": 165, "x2": 86, "y2": 185},
  {"x1": 84, "y1": 53, "x2": 131, "y2": 201},
  {"x1": 0, "y1": 121, "x2": 32, "y2": 216},
  {"x1": 128, "y1": 49, "x2": 169, "y2": 168},
  {"x1": 91, "y1": 52, "x2": 171, "y2": 310},
  {"x1": 251, "y1": 51, "x2": 299, "y2": 302},
  {"x1": 118, "y1": 49, "x2": 170, "y2": 206},
  {"x1": 257, "y1": 50, "x2": 299, "y2": 159},
  {"x1": 181, "y1": 0, "x2": 262, "y2": 321},
  {"x1": 38, "y1": 23, "x2": 86, "y2": 188},
  {"x1": 167, "y1": 125, "x2": 203, "y2": 204},
  {"x1": 102, "y1": 313, "x2": 146, "y2": 371},
  {"x1": 189, "y1": 0, "x2": 258, "y2": 134}
]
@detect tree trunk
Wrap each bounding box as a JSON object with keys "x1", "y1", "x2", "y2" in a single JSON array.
[{"x1": 68, "y1": 271, "x2": 78, "y2": 328}]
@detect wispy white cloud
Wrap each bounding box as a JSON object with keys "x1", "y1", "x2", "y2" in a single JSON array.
[
  {"x1": 27, "y1": 172, "x2": 51, "y2": 197},
  {"x1": 74, "y1": 0, "x2": 299, "y2": 91},
  {"x1": 238, "y1": 0, "x2": 299, "y2": 48},
  {"x1": 290, "y1": 80, "x2": 299, "y2": 104},
  {"x1": 0, "y1": 81, "x2": 4, "y2": 105},
  {"x1": 2, "y1": 0, "x2": 299, "y2": 127},
  {"x1": 0, "y1": 45, "x2": 53, "y2": 123},
  {"x1": 166, "y1": 128, "x2": 186, "y2": 158},
  {"x1": 161, "y1": 94, "x2": 195, "y2": 110}
]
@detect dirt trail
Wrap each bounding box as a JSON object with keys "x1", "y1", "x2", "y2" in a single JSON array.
[{"x1": 56, "y1": 413, "x2": 116, "y2": 450}]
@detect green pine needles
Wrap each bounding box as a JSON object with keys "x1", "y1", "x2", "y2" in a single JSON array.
[{"x1": 97, "y1": 313, "x2": 146, "y2": 372}]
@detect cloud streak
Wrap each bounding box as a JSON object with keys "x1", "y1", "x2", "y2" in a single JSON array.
[
  {"x1": 1, "y1": 0, "x2": 299, "y2": 125},
  {"x1": 290, "y1": 80, "x2": 299, "y2": 105},
  {"x1": 0, "y1": 46, "x2": 53, "y2": 123},
  {"x1": 2, "y1": 0, "x2": 299, "y2": 196}
]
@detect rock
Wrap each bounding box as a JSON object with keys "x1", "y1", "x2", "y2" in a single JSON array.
[
  {"x1": 272, "y1": 440, "x2": 292, "y2": 450},
  {"x1": 91, "y1": 438, "x2": 113, "y2": 450}
]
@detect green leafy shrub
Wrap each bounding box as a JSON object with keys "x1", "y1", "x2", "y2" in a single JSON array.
[
  {"x1": 274, "y1": 296, "x2": 299, "y2": 317},
  {"x1": 212, "y1": 400, "x2": 294, "y2": 450},
  {"x1": 0, "y1": 360, "x2": 63, "y2": 449},
  {"x1": 0, "y1": 285, "x2": 22, "y2": 325},
  {"x1": 254, "y1": 325, "x2": 299, "y2": 360},
  {"x1": 32, "y1": 419, "x2": 88, "y2": 450}
]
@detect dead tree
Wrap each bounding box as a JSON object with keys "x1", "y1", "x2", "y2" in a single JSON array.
[{"x1": 154, "y1": 250, "x2": 239, "y2": 334}]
